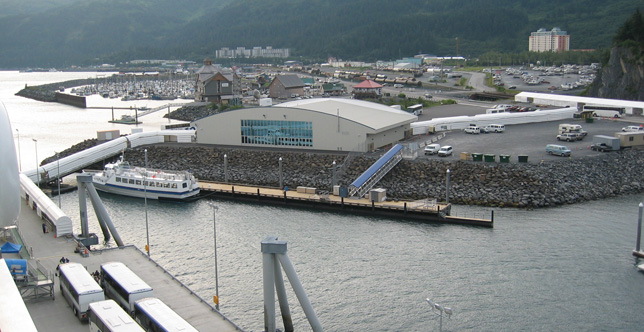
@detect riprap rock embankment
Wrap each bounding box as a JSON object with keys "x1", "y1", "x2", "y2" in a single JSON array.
[{"x1": 48, "y1": 142, "x2": 644, "y2": 209}]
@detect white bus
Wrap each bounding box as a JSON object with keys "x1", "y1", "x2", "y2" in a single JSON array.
[
  {"x1": 0, "y1": 259, "x2": 38, "y2": 332},
  {"x1": 585, "y1": 105, "x2": 624, "y2": 118},
  {"x1": 134, "y1": 297, "x2": 199, "y2": 332},
  {"x1": 88, "y1": 300, "x2": 145, "y2": 332},
  {"x1": 58, "y1": 262, "x2": 105, "y2": 321},
  {"x1": 407, "y1": 104, "x2": 423, "y2": 115},
  {"x1": 100, "y1": 262, "x2": 154, "y2": 315}
]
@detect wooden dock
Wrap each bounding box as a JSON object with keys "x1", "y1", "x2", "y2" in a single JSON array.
[{"x1": 199, "y1": 182, "x2": 494, "y2": 228}]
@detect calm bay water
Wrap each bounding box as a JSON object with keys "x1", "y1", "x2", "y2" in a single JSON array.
[{"x1": 4, "y1": 71, "x2": 644, "y2": 331}]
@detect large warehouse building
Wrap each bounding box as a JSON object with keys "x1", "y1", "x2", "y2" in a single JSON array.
[{"x1": 192, "y1": 98, "x2": 417, "y2": 152}]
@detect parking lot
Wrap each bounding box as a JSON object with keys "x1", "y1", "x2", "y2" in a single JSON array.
[{"x1": 414, "y1": 105, "x2": 641, "y2": 163}]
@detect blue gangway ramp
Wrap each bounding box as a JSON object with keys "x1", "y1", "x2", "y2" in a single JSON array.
[{"x1": 348, "y1": 144, "x2": 403, "y2": 198}]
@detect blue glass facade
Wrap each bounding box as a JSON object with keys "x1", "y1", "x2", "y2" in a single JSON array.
[{"x1": 240, "y1": 119, "x2": 313, "y2": 146}]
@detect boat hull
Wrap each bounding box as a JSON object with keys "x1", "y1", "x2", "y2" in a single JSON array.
[{"x1": 93, "y1": 181, "x2": 200, "y2": 201}]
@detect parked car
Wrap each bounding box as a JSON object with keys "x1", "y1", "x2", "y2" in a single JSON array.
[
  {"x1": 437, "y1": 146, "x2": 453, "y2": 157},
  {"x1": 424, "y1": 143, "x2": 441, "y2": 155},
  {"x1": 622, "y1": 125, "x2": 644, "y2": 132},
  {"x1": 546, "y1": 144, "x2": 571, "y2": 157},
  {"x1": 557, "y1": 133, "x2": 579, "y2": 142},
  {"x1": 590, "y1": 143, "x2": 613, "y2": 152},
  {"x1": 464, "y1": 125, "x2": 480, "y2": 134}
]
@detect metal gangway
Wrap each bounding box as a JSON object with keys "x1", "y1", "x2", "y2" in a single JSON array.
[
  {"x1": 347, "y1": 144, "x2": 403, "y2": 198},
  {"x1": 138, "y1": 103, "x2": 184, "y2": 117}
]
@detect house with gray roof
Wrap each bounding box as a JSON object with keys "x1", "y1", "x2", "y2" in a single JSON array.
[
  {"x1": 268, "y1": 75, "x2": 305, "y2": 99},
  {"x1": 194, "y1": 58, "x2": 242, "y2": 104}
]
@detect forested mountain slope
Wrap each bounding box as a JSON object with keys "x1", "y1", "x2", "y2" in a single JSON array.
[{"x1": 0, "y1": 0, "x2": 641, "y2": 67}]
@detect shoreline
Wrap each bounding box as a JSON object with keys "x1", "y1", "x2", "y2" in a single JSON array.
[{"x1": 43, "y1": 140, "x2": 644, "y2": 209}]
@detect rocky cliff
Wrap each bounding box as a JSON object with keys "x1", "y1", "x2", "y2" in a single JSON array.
[{"x1": 587, "y1": 47, "x2": 644, "y2": 101}]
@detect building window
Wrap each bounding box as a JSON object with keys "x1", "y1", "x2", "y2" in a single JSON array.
[{"x1": 240, "y1": 119, "x2": 313, "y2": 147}]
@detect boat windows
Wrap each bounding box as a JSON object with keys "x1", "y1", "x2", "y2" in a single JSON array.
[
  {"x1": 116, "y1": 177, "x2": 122, "y2": 182},
  {"x1": 182, "y1": 183, "x2": 187, "y2": 188},
  {"x1": 164, "y1": 183, "x2": 170, "y2": 188},
  {"x1": 172, "y1": 183, "x2": 177, "y2": 188},
  {"x1": 156, "y1": 182, "x2": 162, "y2": 187},
  {"x1": 135, "y1": 180, "x2": 141, "y2": 185},
  {"x1": 129, "y1": 179, "x2": 135, "y2": 184}
]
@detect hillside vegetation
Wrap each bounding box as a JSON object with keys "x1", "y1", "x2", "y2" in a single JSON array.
[{"x1": 0, "y1": 0, "x2": 641, "y2": 67}]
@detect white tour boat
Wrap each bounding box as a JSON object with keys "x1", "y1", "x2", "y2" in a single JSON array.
[{"x1": 87, "y1": 157, "x2": 200, "y2": 201}]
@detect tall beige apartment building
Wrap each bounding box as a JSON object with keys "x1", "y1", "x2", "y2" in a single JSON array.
[{"x1": 529, "y1": 27, "x2": 570, "y2": 52}]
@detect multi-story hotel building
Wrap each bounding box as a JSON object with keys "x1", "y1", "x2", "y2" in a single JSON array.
[{"x1": 529, "y1": 27, "x2": 570, "y2": 52}]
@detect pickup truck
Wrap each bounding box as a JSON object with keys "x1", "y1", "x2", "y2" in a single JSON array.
[{"x1": 590, "y1": 143, "x2": 613, "y2": 152}]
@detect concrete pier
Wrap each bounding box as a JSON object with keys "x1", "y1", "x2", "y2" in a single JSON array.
[{"x1": 9, "y1": 198, "x2": 243, "y2": 332}]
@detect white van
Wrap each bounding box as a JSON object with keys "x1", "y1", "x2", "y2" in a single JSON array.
[
  {"x1": 546, "y1": 144, "x2": 571, "y2": 157},
  {"x1": 464, "y1": 125, "x2": 480, "y2": 134},
  {"x1": 484, "y1": 124, "x2": 505, "y2": 133},
  {"x1": 424, "y1": 143, "x2": 440, "y2": 155}
]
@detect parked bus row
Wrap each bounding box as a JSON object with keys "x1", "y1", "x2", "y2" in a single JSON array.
[{"x1": 58, "y1": 261, "x2": 197, "y2": 331}]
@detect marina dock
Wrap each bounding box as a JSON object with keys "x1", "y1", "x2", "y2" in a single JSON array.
[
  {"x1": 199, "y1": 181, "x2": 494, "y2": 227},
  {"x1": 8, "y1": 197, "x2": 242, "y2": 332}
]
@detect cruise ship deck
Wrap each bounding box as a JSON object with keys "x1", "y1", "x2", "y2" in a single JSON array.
[{"x1": 6, "y1": 198, "x2": 242, "y2": 332}]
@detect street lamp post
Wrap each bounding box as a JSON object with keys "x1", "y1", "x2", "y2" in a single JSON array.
[
  {"x1": 224, "y1": 154, "x2": 228, "y2": 183},
  {"x1": 332, "y1": 160, "x2": 337, "y2": 187},
  {"x1": 426, "y1": 298, "x2": 453, "y2": 332},
  {"x1": 144, "y1": 149, "x2": 150, "y2": 256},
  {"x1": 56, "y1": 152, "x2": 61, "y2": 208},
  {"x1": 278, "y1": 157, "x2": 283, "y2": 190},
  {"x1": 446, "y1": 169, "x2": 451, "y2": 204},
  {"x1": 15, "y1": 129, "x2": 21, "y2": 172},
  {"x1": 32, "y1": 138, "x2": 39, "y2": 186},
  {"x1": 209, "y1": 203, "x2": 220, "y2": 310}
]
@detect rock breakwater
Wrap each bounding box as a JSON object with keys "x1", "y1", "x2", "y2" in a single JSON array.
[
  {"x1": 43, "y1": 140, "x2": 644, "y2": 208},
  {"x1": 48, "y1": 141, "x2": 644, "y2": 209}
]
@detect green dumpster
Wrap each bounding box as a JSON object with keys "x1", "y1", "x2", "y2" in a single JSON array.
[
  {"x1": 484, "y1": 154, "x2": 496, "y2": 162},
  {"x1": 471, "y1": 153, "x2": 483, "y2": 162},
  {"x1": 518, "y1": 155, "x2": 529, "y2": 163},
  {"x1": 499, "y1": 154, "x2": 510, "y2": 163},
  {"x1": 585, "y1": 117, "x2": 594, "y2": 123}
]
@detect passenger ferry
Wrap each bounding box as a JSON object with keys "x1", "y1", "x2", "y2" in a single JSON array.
[{"x1": 87, "y1": 156, "x2": 200, "y2": 201}]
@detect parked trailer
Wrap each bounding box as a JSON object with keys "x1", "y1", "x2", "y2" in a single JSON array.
[
  {"x1": 615, "y1": 132, "x2": 644, "y2": 148},
  {"x1": 592, "y1": 135, "x2": 621, "y2": 151}
]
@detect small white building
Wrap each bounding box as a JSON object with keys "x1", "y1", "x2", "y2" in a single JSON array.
[{"x1": 192, "y1": 98, "x2": 417, "y2": 152}]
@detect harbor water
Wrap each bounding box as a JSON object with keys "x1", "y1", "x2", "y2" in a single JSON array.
[{"x1": 4, "y1": 71, "x2": 644, "y2": 331}]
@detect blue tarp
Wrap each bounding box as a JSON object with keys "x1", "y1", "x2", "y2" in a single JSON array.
[{"x1": 1, "y1": 242, "x2": 22, "y2": 253}]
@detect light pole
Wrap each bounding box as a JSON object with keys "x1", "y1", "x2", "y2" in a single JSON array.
[
  {"x1": 144, "y1": 149, "x2": 150, "y2": 256},
  {"x1": 446, "y1": 169, "x2": 451, "y2": 204},
  {"x1": 426, "y1": 298, "x2": 453, "y2": 332},
  {"x1": 278, "y1": 157, "x2": 283, "y2": 190},
  {"x1": 15, "y1": 129, "x2": 21, "y2": 172},
  {"x1": 332, "y1": 160, "x2": 337, "y2": 187},
  {"x1": 32, "y1": 138, "x2": 39, "y2": 186},
  {"x1": 224, "y1": 154, "x2": 228, "y2": 183},
  {"x1": 209, "y1": 203, "x2": 220, "y2": 310},
  {"x1": 56, "y1": 152, "x2": 61, "y2": 208}
]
